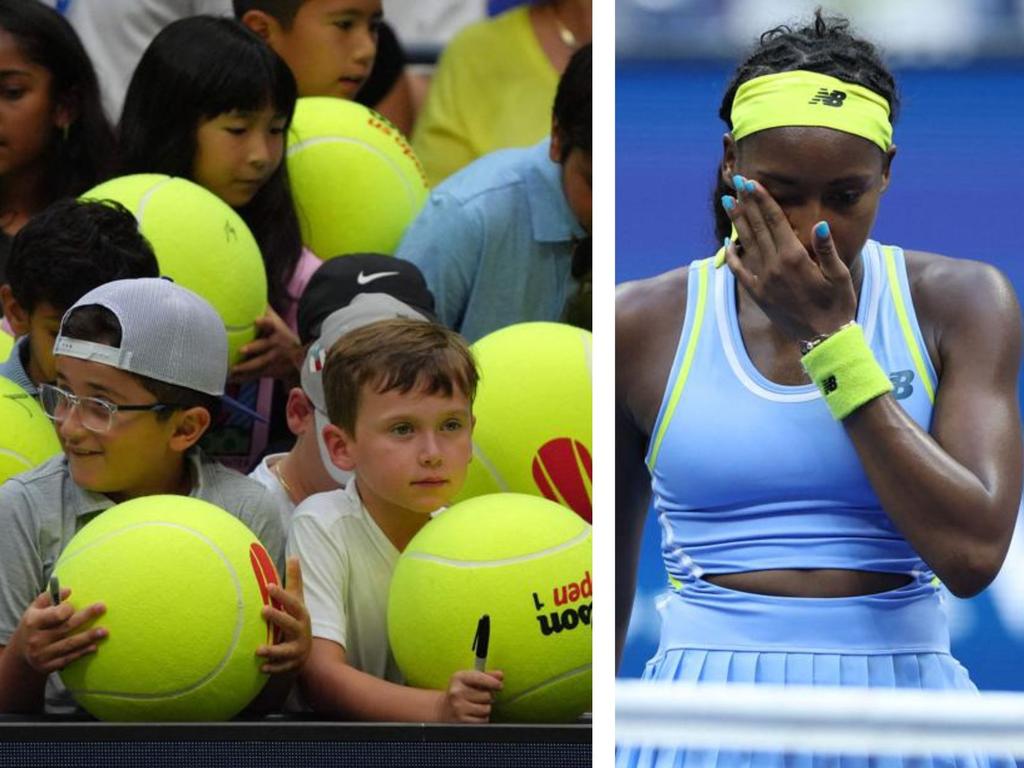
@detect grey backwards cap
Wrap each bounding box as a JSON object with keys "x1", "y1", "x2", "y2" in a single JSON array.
[
  {"x1": 54, "y1": 278, "x2": 229, "y2": 397},
  {"x1": 301, "y1": 293, "x2": 429, "y2": 486}
]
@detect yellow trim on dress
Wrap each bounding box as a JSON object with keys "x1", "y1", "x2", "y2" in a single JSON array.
[
  {"x1": 882, "y1": 246, "x2": 936, "y2": 404},
  {"x1": 647, "y1": 254, "x2": 716, "y2": 470}
]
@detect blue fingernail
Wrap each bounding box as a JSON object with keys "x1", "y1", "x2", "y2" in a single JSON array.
[
  {"x1": 721, "y1": 195, "x2": 736, "y2": 211},
  {"x1": 723, "y1": 237, "x2": 730, "y2": 249},
  {"x1": 815, "y1": 221, "x2": 830, "y2": 238},
  {"x1": 732, "y1": 175, "x2": 744, "y2": 192},
  {"x1": 745, "y1": 179, "x2": 756, "y2": 193}
]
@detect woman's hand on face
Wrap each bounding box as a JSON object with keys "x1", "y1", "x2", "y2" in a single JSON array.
[{"x1": 721, "y1": 175, "x2": 857, "y2": 342}]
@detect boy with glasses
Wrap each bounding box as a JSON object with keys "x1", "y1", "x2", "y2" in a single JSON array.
[{"x1": 0, "y1": 278, "x2": 310, "y2": 715}]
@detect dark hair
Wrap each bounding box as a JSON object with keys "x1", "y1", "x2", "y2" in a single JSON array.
[
  {"x1": 0, "y1": 0, "x2": 115, "y2": 207},
  {"x1": 561, "y1": 236, "x2": 591, "y2": 331},
  {"x1": 232, "y1": 0, "x2": 304, "y2": 28},
  {"x1": 117, "y1": 15, "x2": 303, "y2": 315},
  {"x1": 59, "y1": 305, "x2": 220, "y2": 421},
  {"x1": 712, "y1": 10, "x2": 899, "y2": 242},
  {"x1": 322, "y1": 318, "x2": 477, "y2": 434},
  {"x1": 7, "y1": 198, "x2": 159, "y2": 313},
  {"x1": 553, "y1": 43, "x2": 592, "y2": 162}
]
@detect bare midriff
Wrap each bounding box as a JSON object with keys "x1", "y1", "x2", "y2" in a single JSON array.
[{"x1": 704, "y1": 569, "x2": 914, "y2": 597}]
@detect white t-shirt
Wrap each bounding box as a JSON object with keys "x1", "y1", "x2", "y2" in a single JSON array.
[
  {"x1": 248, "y1": 453, "x2": 296, "y2": 533},
  {"x1": 287, "y1": 480, "x2": 403, "y2": 683},
  {"x1": 50, "y1": 0, "x2": 233, "y2": 121}
]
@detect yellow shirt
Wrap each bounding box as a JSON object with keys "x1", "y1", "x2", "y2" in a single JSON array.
[{"x1": 412, "y1": 6, "x2": 559, "y2": 186}]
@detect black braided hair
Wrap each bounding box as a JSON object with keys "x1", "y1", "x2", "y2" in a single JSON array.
[{"x1": 711, "y1": 9, "x2": 900, "y2": 243}]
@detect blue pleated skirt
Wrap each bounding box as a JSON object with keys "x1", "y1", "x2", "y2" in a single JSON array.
[{"x1": 617, "y1": 575, "x2": 1012, "y2": 768}]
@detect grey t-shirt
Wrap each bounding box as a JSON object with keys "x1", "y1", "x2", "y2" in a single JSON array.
[{"x1": 0, "y1": 449, "x2": 285, "y2": 714}]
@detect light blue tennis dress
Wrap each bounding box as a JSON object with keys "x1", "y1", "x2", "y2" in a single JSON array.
[{"x1": 619, "y1": 242, "x2": 1005, "y2": 768}]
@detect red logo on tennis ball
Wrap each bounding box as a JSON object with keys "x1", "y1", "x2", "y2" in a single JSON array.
[
  {"x1": 249, "y1": 543, "x2": 283, "y2": 645},
  {"x1": 531, "y1": 438, "x2": 592, "y2": 523}
]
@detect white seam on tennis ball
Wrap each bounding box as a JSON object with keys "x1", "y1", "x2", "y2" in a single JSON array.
[
  {"x1": 59, "y1": 521, "x2": 246, "y2": 700},
  {"x1": 471, "y1": 442, "x2": 508, "y2": 491},
  {"x1": 498, "y1": 663, "x2": 592, "y2": 707},
  {"x1": 405, "y1": 527, "x2": 591, "y2": 567},
  {"x1": 135, "y1": 176, "x2": 176, "y2": 225},
  {"x1": 0, "y1": 447, "x2": 32, "y2": 467},
  {"x1": 287, "y1": 136, "x2": 417, "y2": 203}
]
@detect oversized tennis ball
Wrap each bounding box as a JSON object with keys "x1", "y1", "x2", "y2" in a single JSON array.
[
  {"x1": 388, "y1": 493, "x2": 592, "y2": 722},
  {"x1": 456, "y1": 323, "x2": 592, "y2": 522},
  {"x1": 54, "y1": 495, "x2": 280, "y2": 721},
  {"x1": 287, "y1": 97, "x2": 429, "y2": 258},
  {"x1": 0, "y1": 331, "x2": 12, "y2": 362},
  {"x1": 0, "y1": 375, "x2": 61, "y2": 483},
  {"x1": 80, "y1": 175, "x2": 268, "y2": 366}
]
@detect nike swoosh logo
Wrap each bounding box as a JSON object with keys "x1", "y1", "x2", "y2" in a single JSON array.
[{"x1": 356, "y1": 270, "x2": 401, "y2": 285}]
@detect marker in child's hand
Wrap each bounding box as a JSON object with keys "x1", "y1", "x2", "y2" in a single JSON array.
[
  {"x1": 472, "y1": 614, "x2": 490, "y2": 672},
  {"x1": 49, "y1": 575, "x2": 60, "y2": 607}
]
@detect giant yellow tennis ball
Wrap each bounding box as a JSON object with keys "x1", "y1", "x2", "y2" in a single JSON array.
[
  {"x1": 456, "y1": 323, "x2": 592, "y2": 522},
  {"x1": 0, "y1": 375, "x2": 61, "y2": 483},
  {"x1": 388, "y1": 493, "x2": 592, "y2": 722},
  {"x1": 54, "y1": 495, "x2": 280, "y2": 721},
  {"x1": 80, "y1": 175, "x2": 268, "y2": 366},
  {"x1": 0, "y1": 331, "x2": 12, "y2": 362},
  {"x1": 287, "y1": 98, "x2": 429, "y2": 258}
]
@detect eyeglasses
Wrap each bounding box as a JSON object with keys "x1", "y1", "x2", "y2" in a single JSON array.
[{"x1": 39, "y1": 384, "x2": 175, "y2": 434}]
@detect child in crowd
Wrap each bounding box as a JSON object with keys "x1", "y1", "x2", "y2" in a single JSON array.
[
  {"x1": 0, "y1": 0, "x2": 115, "y2": 284},
  {"x1": 233, "y1": 0, "x2": 381, "y2": 102},
  {"x1": 117, "y1": 16, "x2": 321, "y2": 471},
  {"x1": 234, "y1": 1, "x2": 420, "y2": 135},
  {"x1": 0, "y1": 278, "x2": 309, "y2": 715},
  {"x1": 249, "y1": 254, "x2": 436, "y2": 526},
  {"x1": 0, "y1": 199, "x2": 159, "y2": 396},
  {"x1": 288, "y1": 318, "x2": 503, "y2": 721}
]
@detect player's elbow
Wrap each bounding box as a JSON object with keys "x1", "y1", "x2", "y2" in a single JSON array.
[{"x1": 938, "y1": 543, "x2": 1006, "y2": 598}]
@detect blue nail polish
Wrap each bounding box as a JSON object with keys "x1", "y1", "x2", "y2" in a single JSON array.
[
  {"x1": 721, "y1": 195, "x2": 736, "y2": 211},
  {"x1": 723, "y1": 237, "x2": 730, "y2": 249},
  {"x1": 815, "y1": 221, "x2": 830, "y2": 238},
  {"x1": 732, "y1": 175, "x2": 744, "y2": 192},
  {"x1": 745, "y1": 179, "x2": 756, "y2": 193}
]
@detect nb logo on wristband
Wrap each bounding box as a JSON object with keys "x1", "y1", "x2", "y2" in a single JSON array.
[
  {"x1": 808, "y1": 88, "x2": 847, "y2": 107},
  {"x1": 822, "y1": 375, "x2": 838, "y2": 394}
]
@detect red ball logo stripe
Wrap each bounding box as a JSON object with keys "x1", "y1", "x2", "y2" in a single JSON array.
[
  {"x1": 249, "y1": 543, "x2": 282, "y2": 645},
  {"x1": 531, "y1": 438, "x2": 592, "y2": 523}
]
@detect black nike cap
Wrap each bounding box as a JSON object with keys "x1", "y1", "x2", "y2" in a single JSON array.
[{"x1": 296, "y1": 253, "x2": 437, "y2": 345}]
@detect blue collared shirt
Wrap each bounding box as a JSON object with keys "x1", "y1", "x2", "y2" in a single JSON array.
[{"x1": 397, "y1": 139, "x2": 586, "y2": 342}]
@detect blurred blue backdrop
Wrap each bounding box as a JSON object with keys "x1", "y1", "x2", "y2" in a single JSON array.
[{"x1": 617, "y1": 59, "x2": 1024, "y2": 690}]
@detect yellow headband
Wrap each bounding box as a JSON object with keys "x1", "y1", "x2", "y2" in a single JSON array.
[{"x1": 730, "y1": 70, "x2": 893, "y2": 152}]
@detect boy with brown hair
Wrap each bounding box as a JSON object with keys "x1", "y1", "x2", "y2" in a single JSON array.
[{"x1": 288, "y1": 317, "x2": 504, "y2": 721}]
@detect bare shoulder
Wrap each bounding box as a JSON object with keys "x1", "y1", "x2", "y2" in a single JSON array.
[
  {"x1": 616, "y1": 266, "x2": 690, "y2": 436},
  {"x1": 905, "y1": 250, "x2": 1022, "y2": 375},
  {"x1": 906, "y1": 250, "x2": 1020, "y2": 327},
  {"x1": 617, "y1": 266, "x2": 689, "y2": 340}
]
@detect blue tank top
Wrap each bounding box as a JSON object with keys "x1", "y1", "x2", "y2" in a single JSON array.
[{"x1": 646, "y1": 241, "x2": 939, "y2": 583}]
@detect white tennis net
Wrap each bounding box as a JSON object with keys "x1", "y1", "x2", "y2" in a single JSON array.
[{"x1": 618, "y1": 681, "x2": 1024, "y2": 757}]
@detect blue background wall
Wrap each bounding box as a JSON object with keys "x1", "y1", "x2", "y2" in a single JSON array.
[{"x1": 617, "y1": 61, "x2": 1024, "y2": 690}]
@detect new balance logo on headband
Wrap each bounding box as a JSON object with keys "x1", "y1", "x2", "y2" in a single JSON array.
[{"x1": 808, "y1": 88, "x2": 847, "y2": 107}]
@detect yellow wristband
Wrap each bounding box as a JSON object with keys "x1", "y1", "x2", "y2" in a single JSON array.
[{"x1": 801, "y1": 323, "x2": 893, "y2": 420}]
